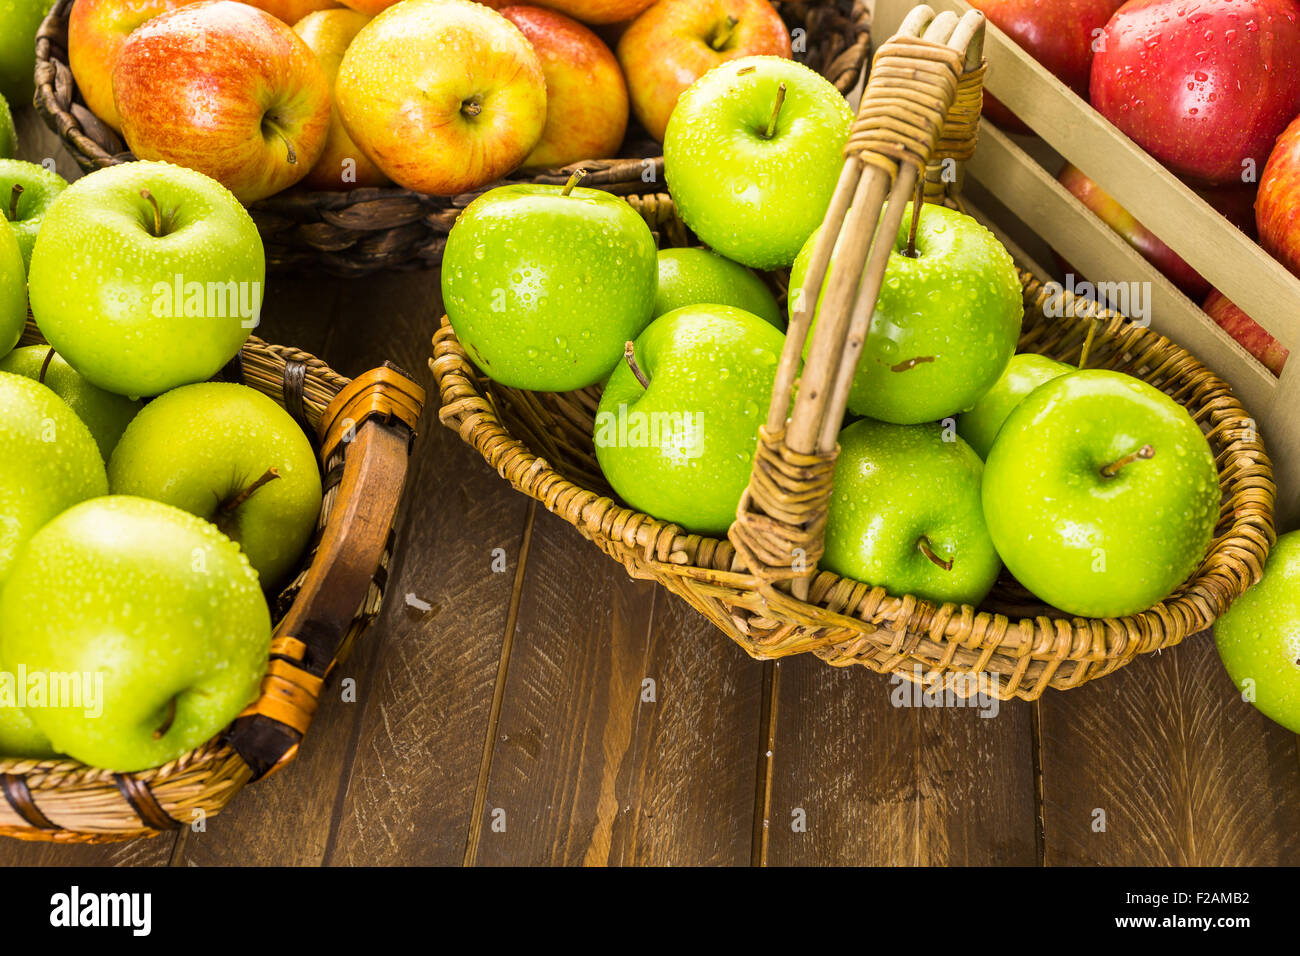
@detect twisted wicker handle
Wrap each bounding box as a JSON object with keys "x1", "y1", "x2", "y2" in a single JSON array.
[
  {"x1": 226, "y1": 365, "x2": 425, "y2": 780},
  {"x1": 729, "y1": 4, "x2": 987, "y2": 599}
]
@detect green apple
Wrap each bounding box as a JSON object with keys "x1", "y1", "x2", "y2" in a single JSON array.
[
  {"x1": 790, "y1": 202, "x2": 1024, "y2": 425},
  {"x1": 0, "y1": 206, "x2": 21, "y2": 354},
  {"x1": 0, "y1": 92, "x2": 14, "y2": 158},
  {"x1": 0, "y1": 371, "x2": 108, "y2": 584},
  {"x1": 28, "y1": 160, "x2": 263, "y2": 398},
  {"x1": 0, "y1": 0, "x2": 55, "y2": 105},
  {"x1": 0, "y1": 346, "x2": 142, "y2": 459},
  {"x1": 822, "y1": 418, "x2": 1000, "y2": 606},
  {"x1": 664, "y1": 55, "x2": 852, "y2": 270},
  {"x1": 983, "y1": 369, "x2": 1220, "y2": 618},
  {"x1": 0, "y1": 702, "x2": 56, "y2": 759},
  {"x1": 443, "y1": 181, "x2": 657, "y2": 391},
  {"x1": 957, "y1": 353, "x2": 1074, "y2": 459},
  {"x1": 595, "y1": 304, "x2": 784, "y2": 535},
  {"x1": 654, "y1": 247, "x2": 782, "y2": 328},
  {"x1": 109, "y1": 382, "x2": 322, "y2": 587},
  {"x1": 0, "y1": 495, "x2": 271, "y2": 772},
  {"x1": 0, "y1": 158, "x2": 69, "y2": 270},
  {"x1": 1214, "y1": 530, "x2": 1300, "y2": 733}
]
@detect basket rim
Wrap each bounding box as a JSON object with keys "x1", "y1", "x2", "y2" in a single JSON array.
[{"x1": 431, "y1": 257, "x2": 1276, "y2": 691}]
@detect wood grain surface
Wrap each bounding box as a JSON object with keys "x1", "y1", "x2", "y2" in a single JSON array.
[{"x1": 3, "y1": 107, "x2": 1298, "y2": 867}]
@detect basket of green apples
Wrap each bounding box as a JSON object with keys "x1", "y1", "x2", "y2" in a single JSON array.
[
  {"x1": 31, "y1": 0, "x2": 870, "y2": 276},
  {"x1": 0, "y1": 159, "x2": 423, "y2": 841},
  {"x1": 431, "y1": 8, "x2": 1273, "y2": 701}
]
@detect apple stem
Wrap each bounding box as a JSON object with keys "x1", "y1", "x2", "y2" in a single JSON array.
[
  {"x1": 1100, "y1": 444, "x2": 1154, "y2": 478},
  {"x1": 561, "y1": 168, "x2": 588, "y2": 197},
  {"x1": 917, "y1": 535, "x2": 953, "y2": 571},
  {"x1": 220, "y1": 466, "x2": 282, "y2": 514},
  {"x1": 153, "y1": 696, "x2": 177, "y2": 739},
  {"x1": 904, "y1": 179, "x2": 925, "y2": 258},
  {"x1": 764, "y1": 83, "x2": 787, "y2": 139},
  {"x1": 139, "y1": 188, "x2": 164, "y2": 236},
  {"x1": 6, "y1": 183, "x2": 21, "y2": 222},
  {"x1": 263, "y1": 118, "x2": 297, "y2": 165},
  {"x1": 711, "y1": 14, "x2": 739, "y2": 50},
  {"x1": 38, "y1": 348, "x2": 54, "y2": 385},
  {"x1": 624, "y1": 341, "x2": 650, "y2": 389}
]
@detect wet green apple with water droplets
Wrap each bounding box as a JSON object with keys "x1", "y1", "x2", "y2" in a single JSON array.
[
  {"x1": 28, "y1": 160, "x2": 264, "y2": 397},
  {"x1": 0, "y1": 0, "x2": 55, "y2": 104},
  {"x1": 0, "y1": 203, "x2": 22, "y2": 355},
  {"x1": 653, "y1": 246, "x2": 783, "y2": 328},
  {"x1": 0, "y1": 371, "x2": 108, "y2": 586},
  {"x1": 664, "y1": 55, "x2": 852, "y2": 270},
  {"x1": 595, "y1": 304, "x2": 784, "y2": 535},
  {"x1": 0, "y1": 495, "x2": 271, "y2": 772},
  {"x1": 0, "y1": 346, "x2": 142, "y2": 460},
  {"x1": 0, "y1": 158, "x2": 68, "y2": 271},
  {"x1": 957, "y1": 352, "x2": 1073, "y2": 459},
  {"x1": 982, "y1": 369, "x2": 1220, "y2": 618},
  {"x1": 442, "y1": 182, "x2": 657, "y2": 391},
  {"x1": 823, "y1": 418, "x2": 1001, "y2": 606},
  {"x1": 0, "y1": 92, "x2": 14, "y2": 159},
  {"x1": 790, "y1": 202, "x2": 1023, "y2": 425}
]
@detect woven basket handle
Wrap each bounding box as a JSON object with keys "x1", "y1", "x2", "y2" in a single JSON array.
[
  {"x1": 728, "y1": 4, "x2": 987, "y2": 599},
  {"x1": 226, "y1": 364, "x2": 425, "y2": 780}
]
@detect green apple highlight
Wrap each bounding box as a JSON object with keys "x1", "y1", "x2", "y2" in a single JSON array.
[
  {"x1": 1214, "y1": 530, "x2": 1300, "y2": 734},
  {"x1": 0, "y1": 159, "x2": 69, "y2": 270},
  {"x1": 654, "y1": 246, "x2": 783, "y2": 328},
  {"x1": 957, "y1": 353, "x2": 1073, "y2": 459},
  {"x1": 822, "y1": 418, "x2": 1001, "y2": 607},
  {"x1": 443, "y1": 180, "x2": 657, "y2": 391},
  {"x1": 0, "y1": 495, "x2": 271, "y2": 772},
  {"x1": 109, "y1": 382, "x2": 323, "y2": 586},
  {"x1": 595, "y1": 304, "x2": 784, "y2": 535},
  {"x1": 982, "y1": 369, "x2": 1220, "y2": 618},
  {"x1": 29, "y1": 160, "x2": 263, "y2": 397},
  {"x1": 664, "y1": 55, "x2": 852, "y2": 270},
  {"x1": 0, "y1": 346, "x2": 142, "y2": 459},
  {"x1": 0, "y1": 211, "x2": 22, "y2": 354},
  {"x1": 0, "y1": 0, "x2": 56, "y2": 104},
  {"x1": 0, "y1": 371, "x2": 107, "y2": 585},
  {"x1": 790, "y1": 202, "x2": 1023, "y2": 425},
  {"x1": 0, "y1": 93, "x2": 14, "y2": 159}
]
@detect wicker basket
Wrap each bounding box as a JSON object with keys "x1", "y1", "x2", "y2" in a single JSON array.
[
  {"x1": 0, "y1": 322, "x2": 425, "y2": 842},
  {"x1": 430, "y1": 6, "x2": 1276, "y2": 702},
  {"x1": 33, "y1": 0, "x2": 870, "y2": 277}
]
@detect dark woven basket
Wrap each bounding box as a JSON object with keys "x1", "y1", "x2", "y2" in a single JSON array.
[
  {"x1": 33, "y1": 0, "x2": 871, "y2": 276},
  {"x1": 0, "y1": 321, "x2": 425, "y2": 841}
]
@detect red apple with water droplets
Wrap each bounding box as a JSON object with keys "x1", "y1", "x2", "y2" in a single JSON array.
[{"x1": 1090, "y1": 0, "x2": 1300, "y2": 185}]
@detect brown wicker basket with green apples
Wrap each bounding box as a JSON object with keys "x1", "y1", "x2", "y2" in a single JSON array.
[
  {"x1": 0, "y1": 320, "x2": 424, "y2": 842},
  {"x1": 33, "y1": 0, "x2": 870, "y2": 276},
  {"x1": 431, "y1": 5, "x2": 1275, "y2": 701}
]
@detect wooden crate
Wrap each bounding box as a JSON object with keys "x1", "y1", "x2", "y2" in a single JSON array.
[{"x1": 876, "y1": 0, "x2": 1300, "y2": 530}]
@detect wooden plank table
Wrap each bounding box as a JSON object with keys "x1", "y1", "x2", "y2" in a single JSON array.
[{"x1": 3, "y1": 108, "x2": 1299, "y2": 867}]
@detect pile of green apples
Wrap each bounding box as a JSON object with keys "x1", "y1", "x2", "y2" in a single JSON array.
[
  {"x1": 444, "y1": 54, "x2": 1223, "y2": 625},
  {"x1": 0, "y1": 150, "x2": 323, "y2": 773}
]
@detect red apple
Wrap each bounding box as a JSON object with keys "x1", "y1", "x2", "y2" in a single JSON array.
[
  {"x1": 1058, "y1": 162, "x2": 1210, "y2": 299},
  {"x1": 1258, "y1": 114, "x2": 1300, "y2": 277},
  {"x1": 294, "y1": 9, "x2": 389, "y2": 190},
  {"x1": 335, "y1": 0, "x2": 398, "y2": 14},
  {"x1": 1204, "y1": 289, "x2": 1289, "y2": 375},
  {"x1": 68, "y1": 0, "x2": 199, "y2": 133},
  {"x1": 501, "y1": 5, "x2": 628, "y2": 168},
  {"x1": 335, "y1": 0, "x2": 546, "y2": 195},
  {"x1": 1090, "y1": 0, "x2": 1300, "y2": 185},
  {"x1": 533, "y1": 0, "x2": 655, "y2": 25},
  {"x1": 244, "y1": 0, "x2": 340, "y2": 23},
  {"x1": 969, "y1": 0, "x2": 1123, "y2": 133},
  {"x1": 114, "y1": 1, "x2": 332, "y2": 203},
  {"x1": 617, "y1": 0, "x2": 790, "y2": 143}
]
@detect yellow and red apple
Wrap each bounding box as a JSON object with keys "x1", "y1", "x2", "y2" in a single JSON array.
[
  {"x1": 617, "y1": 0, "x2": 790, "y2": 143},
  {"x1": 68, "y1": 0, "x2": 198, "y2": 132},
  {"x1": 293, "y1": 8, "x2": 389, "y2": 190},
  {"x1": 1259, "y1": 115, "x2": 1300, "y2": 279},
  {"x1": 335, "y1": 0, "x2": 546, "y2": 196},
  {"x1": 533, "y1": 0, "x2": 655, "y2": 25},
  {"x1": 1203, "y1": 290, "x2": 1289, "y2": 377},
  {"x1": 245, "y1": 0, "x2": 341, "y2": 23},
  {"x1": 113, "y1": 1, "x2": 332, "y2": 204},
  {"x1": 501, "y1": 4, "x2": 628, "y2": 168}
]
